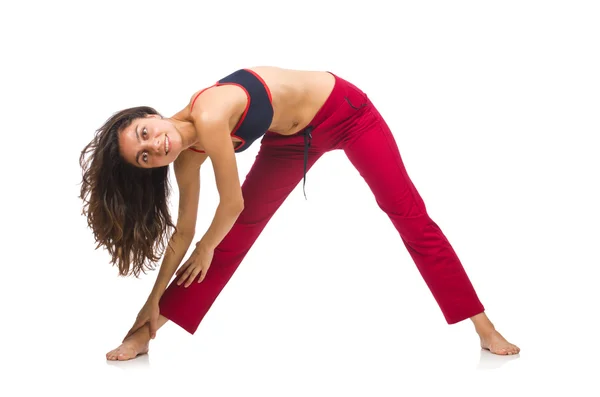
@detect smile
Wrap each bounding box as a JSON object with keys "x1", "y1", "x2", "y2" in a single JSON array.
[{"x1": 165, "y1": 135, "x2": 170, "y2": 155}]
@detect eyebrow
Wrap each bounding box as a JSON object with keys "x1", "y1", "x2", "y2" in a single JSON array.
[{"x1": 134, "y1": 125, "x2": 142, "y2": 166}]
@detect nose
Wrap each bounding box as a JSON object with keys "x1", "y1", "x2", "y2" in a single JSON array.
[
  {"x1": 153, "y1": 137, "x2": 162, "y2": 153},
  {"x1": 143, "y1": 136, "x2": 162, "y2": 154}
]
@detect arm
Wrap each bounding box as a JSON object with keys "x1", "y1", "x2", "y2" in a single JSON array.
[
  {"x1": 171, "y1": 88, "x2": 245, "y2": 287},
  {"x1": 192, "y1": 113, "x2": 245, "y2": 252},
  {"x1": 149, "y1": 150, "x2": 208, "y2": 300},
  {"x1": 125, "y1": 149, "x2": 208, "y2": 340},
  {"x1": 173, "y1": 110, "x2": 244, "y2": 287}
]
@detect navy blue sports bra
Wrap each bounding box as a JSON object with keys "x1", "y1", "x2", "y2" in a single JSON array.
[
  {"x1": 189, "y1": 68, "x2": 314, "y2": 198},
  {"x1": 188, "y1": 68, "x2": 274, "y2": 154}
]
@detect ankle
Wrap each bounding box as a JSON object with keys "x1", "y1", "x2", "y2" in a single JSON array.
[
  {"x1": 126, "y1": 326, "x2": 151, "y2": 344},
  {"x1": 470, "y1": 312, "x2": 496, "y2": 336}
]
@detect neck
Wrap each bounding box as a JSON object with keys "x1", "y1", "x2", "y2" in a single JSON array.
[{"x1": 166, "y1": 116, "x2": 198, "y2": 148}]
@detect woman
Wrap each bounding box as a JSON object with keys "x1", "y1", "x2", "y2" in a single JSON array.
[{"x1": 79, "y1": 66, "x2": 520, "y2": 361}]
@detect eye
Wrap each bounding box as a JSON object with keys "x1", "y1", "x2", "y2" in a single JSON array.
[
  {"x1": 142, "y1": 152, "x2": 149, "y2": 163},
  {"x1": 142, "y1": 128, "x2": 148, "y2": 138}
]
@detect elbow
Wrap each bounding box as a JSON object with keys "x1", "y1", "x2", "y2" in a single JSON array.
[
  {"x1": 233, "y1": 197, "x2": 245, "y2": 214},
  {"x1": 222, "y1": 197, "x2": 244, "y2": 215},
  {"x1": 174, "y1": 228, "x2": 195, "y2": 242}
]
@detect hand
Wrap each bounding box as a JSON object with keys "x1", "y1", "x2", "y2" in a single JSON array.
[
  {"x1": 176, "y1": 243, "x2": 214, "y2": 287},
  {"x1": 123, "y1": 298, "x2": 160, "y2": 341}
]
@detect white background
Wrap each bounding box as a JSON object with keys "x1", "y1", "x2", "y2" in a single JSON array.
[{"x1": 1, "y1": 0, "x2": 599, "y2": 395}]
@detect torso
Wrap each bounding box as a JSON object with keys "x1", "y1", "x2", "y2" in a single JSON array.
[{"x1": 179, "y1": 66, "x2": 336, "y2": 153}]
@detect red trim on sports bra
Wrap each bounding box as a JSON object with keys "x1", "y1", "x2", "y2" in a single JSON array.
[
  {"x1": 188, "y1": 86, "x2": 214, "y2": 153},
  {"x1": 220, "y1": 82, "x2": 250, "y2": 151},
  {"x1": 187, "y1": 81, "x2": 251, "y2": 153},
  {"x1": 190, "y1": 85, "x2": 216, "y2": 112}
]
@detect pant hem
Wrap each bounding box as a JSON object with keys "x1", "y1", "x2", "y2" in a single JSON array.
[
  {"x1": 159, "y1": 308, "x2": 197, "y2": 335},
  {"x1": 445, "y1": 304, "x2": 485, "y2": 325}
]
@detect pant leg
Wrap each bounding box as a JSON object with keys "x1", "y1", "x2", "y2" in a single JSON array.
[
  {"x1": 159, "y1": 134, "x2": 324, "y2": 334},
  {"x1": 342, "y1": 105, "x2": 485, "y2": 324}
]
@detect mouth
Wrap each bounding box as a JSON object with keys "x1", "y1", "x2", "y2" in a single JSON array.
[{"x1": 165, "y1": 135, "x2": 170, "y2": 155}]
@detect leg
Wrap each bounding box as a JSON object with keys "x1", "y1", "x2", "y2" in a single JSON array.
[
  {"x1": 342, "y1": 106, "x2": 519, "y2": 354},
  {"x1": 471, "y1": 312, "x2": 520, "y2": 355},
  {"x1": 158, "y1": 134, "x2": 324, "y2": 335},
  {"x1": 106, "y1": 315, "x2": 169, "y2": 361},
  {"x1": 107, "y1": 134, "x2": 323, "y2": 361}
]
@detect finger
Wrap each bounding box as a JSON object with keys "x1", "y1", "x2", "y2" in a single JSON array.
[
  {"x1": 184, "y1": 267, "x2": 203, "y2": 288},
  {"x1": 150, "y1": 315, "x2": 158, "y2": 339},
  {"x1": 175, "y1": 259, "x2": 191, "y2": 277},
  {"x1": 176, "y1": 264, "x2": 192, "y2": 283},
  {"x1": 128, "y1": 312, "x2": 149, "y2": 335},
  {"x1": 177, "y1": 254, "x2": 197, "y2": 275},
  {"x1": 127, "y1": 320, "x2": 143, "y2": 336},
  {"x1": 198, "y1": 266, "x2": 209, "y2": 283},
  {"x1": 177, "y1": 266, "x2": 195, "y2": 286},
  {"x1": 123, "y1": 321, "x2": 143, "y2": 342}
]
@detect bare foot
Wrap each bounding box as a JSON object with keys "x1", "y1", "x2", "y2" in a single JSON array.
[
  {"x1": 470, "y1": 312, "x2": 520, "y2": 356},
  {"x1": 479, "y1": 329, "x2": 520, "y2": 355},
  {"x1": 106, "y1": 329, "x2": 149, "y2": 361}
]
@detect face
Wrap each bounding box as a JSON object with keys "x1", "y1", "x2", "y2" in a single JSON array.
[{"x1": 119, "y1": 115, "x2": 183, "y2": 168}]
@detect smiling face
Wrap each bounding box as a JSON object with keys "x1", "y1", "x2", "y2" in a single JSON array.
[{"x1": 118, "y1": 115, "x2": 184, "y2": 168}]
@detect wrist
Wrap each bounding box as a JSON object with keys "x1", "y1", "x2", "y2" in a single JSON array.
[
  {"x1": 196, "y1": 239, "x2": 216, "y2": 252},
  {"x1": 148, "y1": 289, "x2": 163, "y2": 303}
]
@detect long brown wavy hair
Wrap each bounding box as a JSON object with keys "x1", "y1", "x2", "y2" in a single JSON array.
[{"x1": 79, "y1": 106, "x2": 176, "y2": 277}]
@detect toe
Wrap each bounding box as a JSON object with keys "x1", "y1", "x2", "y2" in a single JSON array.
[
  {"x1": 117, "y1": 348, "x2": 134, "y2": 361},
  {"x1": 112, "y1": 349, "x2": 123, "y2": 360}
]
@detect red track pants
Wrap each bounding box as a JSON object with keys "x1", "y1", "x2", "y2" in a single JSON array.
[{"x1": 159, "y1": 73, "x2": 485, "y2": 334}]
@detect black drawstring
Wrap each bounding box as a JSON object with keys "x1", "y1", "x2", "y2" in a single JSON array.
[
  {"x1": 344, "y1": 96, "x2": 367, "y2": 110},
  {"x1": 302, "y1": 126, "x2": 313, "y2": 200}
]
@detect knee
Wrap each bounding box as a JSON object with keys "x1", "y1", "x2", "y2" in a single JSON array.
[{"x1": 395, "y1": 214, "x2": 431, "y2": 237}]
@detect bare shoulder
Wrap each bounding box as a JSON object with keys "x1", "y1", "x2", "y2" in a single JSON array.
[
  {"x1": 187, "y1": 85, "x2": 247, "y2": 152},
  {"x1": 188, "y1": 84, "x2": 246, "y2": 123},
  {"x1": 173, "y1": 148, "x2": 207, "y2": 184}
]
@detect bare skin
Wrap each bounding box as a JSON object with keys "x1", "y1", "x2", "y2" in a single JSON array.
[
  {"x1": 106, "y1": 315, "x2": 169, "y2": 361},
  {"x1": 106, "y1": 312, "x2": 519, "y2": 361},
  {"x1": 109, "y1": 66, "x2": 341, "y2": 361},
  {"x1": 472, "y1": 312, "x2": 520, "y2": 355},
  {"x1": 108, "y1": 66, "x2": 519, "y2": 361}
]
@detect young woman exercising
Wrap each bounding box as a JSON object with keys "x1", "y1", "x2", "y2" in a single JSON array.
[{"x1": 79, "y1": 66, "x2": 520, "y2": 361}]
